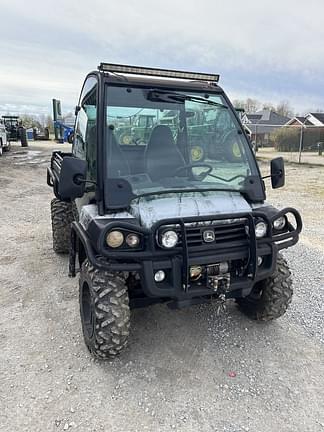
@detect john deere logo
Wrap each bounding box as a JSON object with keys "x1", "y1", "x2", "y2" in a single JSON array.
[{"x1": 203, "y1": 230, "x2": 215, "y2": 243}]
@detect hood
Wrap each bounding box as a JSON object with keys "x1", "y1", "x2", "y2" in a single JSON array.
[{"x1": 129, "y1": 191, "x2": 252, "y2": 228}]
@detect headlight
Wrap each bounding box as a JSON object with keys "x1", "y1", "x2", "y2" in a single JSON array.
[
  {"x1": 161, "y1": 230, "x2": 178, "y2": 248},
  {"x1": 126, "y1": 233, "x2": 140, "y2": 248},
  {"x1": 106, "y1": 230, "x2": 124, "y2": 248},
  {"x1": 273, "y1": 216, "x2": 286, "y2": 230},
  {"x1": 255, "y1": 221, "x2": 267, "y2": 238},
  {"x1": 154, "y1": 270, "x2": 166, "y2": 282}
]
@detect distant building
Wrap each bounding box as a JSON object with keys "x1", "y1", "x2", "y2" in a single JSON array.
[
  {"x1": 242, "y1": 110, "x2": 291, "y2": 146},
  {"x1": 285, "y1": 116, "x2": 313, "y2": 126},
  {"x1": 283, "y1": 112, "x2": 324, "y2": 151},
  {"x1": 305, "y1": 112, "x2": 324, "y2": 126},
  {"x1": 285, "y1": 113, "x2": 324, "y2": 127}
]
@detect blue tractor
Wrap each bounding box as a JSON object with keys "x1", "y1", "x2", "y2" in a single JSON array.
[
  {"x1": 53, "y1": 120, "x2": 74, "y2": 143},
  {"x1": 52, "y1": 99, "x2": 74, "y2": 143}
]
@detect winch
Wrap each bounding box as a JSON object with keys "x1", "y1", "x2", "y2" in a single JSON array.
[{"x1": 206, "y1": 262, "x2": 230, "y2": 292}]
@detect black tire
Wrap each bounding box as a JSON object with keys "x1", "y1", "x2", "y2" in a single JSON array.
[
  {"x1": 50, "y1": 198, "x2": 74, "y2": 254},
  {"x1": 237, "y1": 254, "x2": 293, "y2": 321},
  {"x1": 3, "y1": 140, "x2": 11, "y2": 152},
  {"x1": 67, "y1": 132, "x2": 74, "y2": 144},
  {"x1": 20, "y1": 128, "x2": 28, "y2": 147},
  {"x1": 79, "y1": 260, "x2": 130, "y2": 359},
  {"x1": 119, "y1": 132, "x2": 132, "y2": 145}
]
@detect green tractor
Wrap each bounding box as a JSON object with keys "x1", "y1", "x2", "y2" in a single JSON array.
[
  {"x1": 117, "y1": 113, "x2": 156, "y2": 145},
  {"x1": 159, "y1": 110, "x2": 207, "y2": 162},
  {"x1": 187, "y1": 107, "x2": 246, "y2": 162}
]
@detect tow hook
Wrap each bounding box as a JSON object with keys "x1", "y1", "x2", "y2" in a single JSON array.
[
  {"x1": 206, "y1": 265, "x2": 230, "y2": 315},
  {"x1": 215, "y1": 293, "x2": 227, "y2": 316},
  {"x1": 207, "y1": 272, "x2": 230, "y2": 293}
]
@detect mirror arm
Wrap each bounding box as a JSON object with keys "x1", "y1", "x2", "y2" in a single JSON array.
[
  {"x1": 74, "y1": 175, "x2": 97, "y2": 186},
  {"x1": 262, "y1": 170, "x2": 283, "y2": 180}
]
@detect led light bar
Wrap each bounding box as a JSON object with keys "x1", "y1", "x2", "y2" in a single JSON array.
[{"x1": 98, "y1": 63, "x2": 219, "y2": 82}]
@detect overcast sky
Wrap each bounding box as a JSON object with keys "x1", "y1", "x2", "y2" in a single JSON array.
[{"x1": 1, "y1": 0, "x2": 324, "y2": 117}]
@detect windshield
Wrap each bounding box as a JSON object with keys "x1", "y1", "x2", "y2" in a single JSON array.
[{"x1": 105, "y1": 85, "x2": 258, "y2": 197}]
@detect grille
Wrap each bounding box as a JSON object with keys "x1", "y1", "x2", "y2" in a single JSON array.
[{"x1": 163, "y1": 218, "x2": 249, "y2": 250}]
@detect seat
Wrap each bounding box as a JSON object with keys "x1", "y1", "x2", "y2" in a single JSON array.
[
  {"x1": 145, "y1": 125, "x2": 185, "y2": 181},
  {"x1": 107, "y1": 128, "x2": 130, "y2": 177}
]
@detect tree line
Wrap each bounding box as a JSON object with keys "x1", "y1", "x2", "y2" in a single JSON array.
[
  {"x1": 232, "y1": 98, "x2": 295, "y2": 117},
  {"x1": 1, "y1": 112, "x2": 74, "y2": 133}
]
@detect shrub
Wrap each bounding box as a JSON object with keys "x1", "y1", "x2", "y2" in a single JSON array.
[
  {"x1": 272, "y1": 128, "x2": 300, "y2": 151},
  {"x1": 272, "y1": 127, "x2": 324, "y2": 152}
]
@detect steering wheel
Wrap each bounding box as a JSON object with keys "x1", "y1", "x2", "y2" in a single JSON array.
[
  {"x1": 174, "y1": 163, "x2": 248, "y2": 184},
  {"x1": 207, "y1": 173, "x2": 246, "y2": 183},
  {"x1": 173, "y1": 163, "x2": 213, "y2": 180}
]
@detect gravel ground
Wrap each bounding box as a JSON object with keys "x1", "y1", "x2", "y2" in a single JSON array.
[
  {"x1": 0, "y1": 143, "x2": 323, "y2": 432},
  {"x1": 257, "y1": 147, "x2": 324, "y2": 166}
]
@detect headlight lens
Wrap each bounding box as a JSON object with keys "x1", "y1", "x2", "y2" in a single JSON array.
[
  {"x1": 255, "y1": 221, "x2": 267, "y2": 238},
  {"x1": 154, "y1": 270, "x2": 166, "y2": 282},
  {"x1": 273, "y1": 216, "x2": 286, "y2": 230},
  {"x1": 106, "y1": 230, "x2": 124, "y2": 248},
  {"x1": 161, "y1": 230, "x2": 178, "y2": 248},
  {"x1": 126, "y1": 233, "x2": 140, "y2": 248}
]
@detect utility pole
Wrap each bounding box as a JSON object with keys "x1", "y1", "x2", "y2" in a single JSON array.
[{"x1": 298, "y1": 123, "x2": 304, "y2": 164}]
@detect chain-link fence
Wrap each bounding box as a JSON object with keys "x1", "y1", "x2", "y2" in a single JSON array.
[{"x1": 245, "y1": 123, "x2": 324, "y2": 164}]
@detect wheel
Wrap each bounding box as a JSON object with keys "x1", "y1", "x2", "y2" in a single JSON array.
[
  {"x1": 20, "y1": 128, "x2": 28, "y2": 147},
  {"x1": 191, "y1": 145, "x2": 205, "y2": 162},
  {"x1": 3, "y1": 141, "x2": 11, "y2": 152},
  {"x1": 119, "y1": 132, "x2": 132, "y2": 145},
  {"x1": 67, "y1": 132, "x2": 74, "y2": 144},
  {"x1": 237, "y1": 254, "x2": 293, "y2": 321},
  {"x1": 50, "y1": 198, "x2": 74, "y2": 254},
  {"x1": 222, "y1": 130, "x2": 243, "y2": 162},
  {"x1": 79, "y1": 259, "x2": 130, "y2": 359}
]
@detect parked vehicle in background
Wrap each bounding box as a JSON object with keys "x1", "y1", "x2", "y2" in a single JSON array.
[
  {"x1": 53, "y1": 121, "x2": 74, "y2": 143},
  {"x1": 115, "y1": 112, "x2": 156, "y2": 145},
  {"x1": 2, "y1": 116, "x2": 20, "y2": 142},
  {"x1": 0, "y1": 119, "x2": 9, "y2": 155},
  {"x1": 32, "y1": 127, "x2": 50, "y2": 141}
]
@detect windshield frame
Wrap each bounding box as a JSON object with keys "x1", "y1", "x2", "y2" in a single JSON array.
[{"x1": 102, "y1": 80, "x2": 265, "y2": 210}]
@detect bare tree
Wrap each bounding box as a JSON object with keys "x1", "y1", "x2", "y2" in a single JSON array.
[
  {"x1": 45, "y1": 115, "x2": 54, "y2": 133},
  {"x1": 276, "y1": 100, "x2": 294, "y2": 118},
  {"x1": 232, "y1": 98, "x2": 261, "y2": 113},
  {"x1": 262, "y1": 102, "x2": 276, "y2": 112},
  {"x1": 233, "y1": 98, "x2": 295, "y2": 116},
  {"x1": 20, "y1": 114, "x2": 42, "y2": 130}
]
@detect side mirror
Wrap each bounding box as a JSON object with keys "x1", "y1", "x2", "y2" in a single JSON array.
[
  {"x1": 270, "y1": 157, "x2": 285, "y2": 189},
  {"x1": 58, "y1": 157, "x2": 87, "y2": 200}
]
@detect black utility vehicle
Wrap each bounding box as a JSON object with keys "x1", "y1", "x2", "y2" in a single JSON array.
[{"x1": 47, "y1": 63, "x2": 302, "y2": 359}]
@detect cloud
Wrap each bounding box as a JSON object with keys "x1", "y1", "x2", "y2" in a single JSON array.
[{"x1": 1, "y1": 0, "x2": 324, "y2": 115}]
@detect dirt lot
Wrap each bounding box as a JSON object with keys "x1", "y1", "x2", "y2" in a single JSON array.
[
  {"x1": 258, "y1": 147, "x2": 324, "y2": 166},
  {"x1": 0, "y1": 142, "x2": 323, "y2": 432}
]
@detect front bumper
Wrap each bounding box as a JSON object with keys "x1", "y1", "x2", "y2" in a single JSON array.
[{"x1": 70, "y1": 208, "x2": 302, "y2": 301}]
